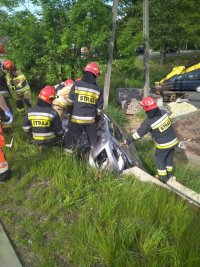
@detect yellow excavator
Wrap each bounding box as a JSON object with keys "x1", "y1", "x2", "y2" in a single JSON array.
[{"x1": 152, "y1": 62, "x2": 200, "y2": 102}]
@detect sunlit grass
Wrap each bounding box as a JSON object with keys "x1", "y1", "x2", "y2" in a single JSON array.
[{"x1": 0, "y1": 81, "x2": 200, "y2": 266}]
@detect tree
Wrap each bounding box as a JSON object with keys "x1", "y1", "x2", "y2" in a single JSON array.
[{"x1": 103, "y1": 0, "x2": 119, "y2": 109}]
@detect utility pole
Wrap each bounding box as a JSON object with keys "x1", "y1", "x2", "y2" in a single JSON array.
[
  {"x1": 143, "y1": 0, "x2": 150, "y2": 96},
  {"x1": 103, "y1": 0, "x2": 119, "y2": 109}
]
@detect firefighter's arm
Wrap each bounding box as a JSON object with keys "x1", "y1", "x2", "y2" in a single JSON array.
[
  {"x1": 1, "y1": 110, "x2": 13, "y2": 125},
  {"x1": 0, "y1": 107, "x2": 8, "y2": 122},
  {"x1": 126, "y1": 120, "x2": 151, "y2": 145},
  {"x1": 22, "y1": 113, "x2": 31, "y2": 133},
  {"x1": 96, "y1": 89, "x2": 104, "y2": 122},
  {"x1": 53, "y1": 111, "x2": 63, "y2": 137},
  {"x1": 66, "y1": 83, "x2": 75, "y2": 117}
]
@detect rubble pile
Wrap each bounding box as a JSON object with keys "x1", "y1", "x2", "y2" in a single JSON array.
[
  {"x1": 167, "y1": 102, "x2": 198, "y2": 118},
  {"x1": 121, "y1": 98, "x2": 142, "y2": 115},
  {"x1": 117, "y1": 88, "x2": 143, "y2": 104}
]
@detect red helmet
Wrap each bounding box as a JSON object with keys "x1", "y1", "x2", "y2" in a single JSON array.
[
  {"x1": 63, "y1": 79, "x2": 74, "y2": 87},
  {"x1": 84, "y1": 62, "x2": 100, "y2": 77},
  {"x1": 38, "y1": 86, "x2": 56, "y2": 104},
  {"x1": 140, "y1": 96, "x2": 158, "y2": 112},
  {"x1": 76, "y1": 77, "x2": 81, "y2": 81},
  {"x1": 2, "y1": 60, "x2": 14, "y2": 71}
]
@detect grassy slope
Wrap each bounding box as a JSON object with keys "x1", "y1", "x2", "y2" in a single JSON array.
[
  {"x1": 0, "y1": 54, "x2": 200, "y2": 266},
  {"x1": 0, "y1": 104, "x2": 199, "y2": 267}
]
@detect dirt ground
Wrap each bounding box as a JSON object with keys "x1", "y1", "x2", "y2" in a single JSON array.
[{"x1": 172, "y1": 111, "x2": 200, "y2": 166}]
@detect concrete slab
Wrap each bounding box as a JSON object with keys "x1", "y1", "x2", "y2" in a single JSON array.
[
  {"x1": 167, "y1": 179, "x2": 200, "y2": 207},
  {"x1": 123, "y1": 166, "x2": 169, "y2": 189},
  {"x1": 123, "y1": 166, "x2": 200, "y2": 208},
  {"x1": 0, "y1": 223, "x2": 22, "y2": 267}
]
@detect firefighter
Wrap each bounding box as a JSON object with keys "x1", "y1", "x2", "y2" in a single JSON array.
[
  {"x1": 52, "y1": 79, "x2": 74, "y2": 120},
  {"x1": 126, "y1": 96, "x2": 178, "y2": 183},
  {"x1": 0, "y1": 61, "x2": 13, "y2": 112},
  {"x1": 0, "y1": 107, "x2": 12, "y2": 182},
  {"x1": 2, "y1": 60, "x2": 32, "y2": 113},
  {"x1": 64, "y1": 62, "x2": 103, "y2": 153},
  {"x1": 22, "y1": 86, "x2": 63, "y2": 149}
]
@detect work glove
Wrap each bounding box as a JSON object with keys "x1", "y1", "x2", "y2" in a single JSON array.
[
  {"x1": 2, "y1": 110, "x2": 13, "y2": 125},
  {"x1": 126, "y1": 135, "x2": 134, "y2": 145},
  {"x1": 95, "y1": 115, "x2": 102, "y2": 123},
  {"x1": 66, "y1": 113, "x2": 71, "y2": 121}
]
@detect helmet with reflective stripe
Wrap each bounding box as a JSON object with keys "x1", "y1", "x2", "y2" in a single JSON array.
[
  {"x1": 63, "y1": 79, "x2": 74, "y2": 87},
  {"x1": 84, "y1": 62, "x2": 100, "y2": 77},
  {"x1": 38, "y1": 86, "x2": 56, "y2": 104},
  {"x1": 140, "y1": 96, "x2": 158, "y2": 111},
  {"x1": 2, "y1": 60, "x2": 14, "y2": 71}
]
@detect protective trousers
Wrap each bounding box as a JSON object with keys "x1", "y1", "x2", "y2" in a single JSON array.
[
  {"x1": 155, "y1": 146, "x2": 176, "y2": 183},
  {"x1": 64, "y1": 122, "x2": 98, "y2": 149},
  {"x1": 16, "y1": 90, "x2": 32, "y2": 112}
]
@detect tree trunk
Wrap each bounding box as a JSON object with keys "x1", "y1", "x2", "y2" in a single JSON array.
[
  {"x1": 103, "y1": 0, "x2": 119, "y2": 109},
  {"x1": 143, "y1": 0, "x2": 150, "y2": 97},
  {"x1": 160, "y1": 51, "x2": 166, "y2": 64}
]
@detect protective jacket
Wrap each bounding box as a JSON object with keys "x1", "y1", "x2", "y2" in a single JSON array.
[
  {"x1": 23, "y1": 100, "x2": 63, "y2": 144},
  {"x1": 66, "y1": 79, "x2": 103, "y2": 124},
  {"x1": 52, "y1": 83, "x2": 73, "y2": 119},
  {"x1": 0, "y1": 71, "x2": 11, "y2": 98},
  {"x1": 132, "y1": 109, "x2": 178, "y2": 149},
  {"x1": 7, "y1": 70, "x2": 30, "y2": 95}
]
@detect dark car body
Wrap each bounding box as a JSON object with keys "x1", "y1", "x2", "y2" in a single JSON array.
[
  {"x1": 166, "y1": 48, "x2": 177, "y2": 54},
  {"x1": 163, "y1": 69, "x2": 200, "y2": 92}
]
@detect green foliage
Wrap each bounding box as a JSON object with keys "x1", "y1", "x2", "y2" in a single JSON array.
[{"x1": 106, "y1": 103, "x2": 127, "y2": 127}]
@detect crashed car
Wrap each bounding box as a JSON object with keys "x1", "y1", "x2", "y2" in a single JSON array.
[{"x1": 63, "y1": 112, "x2": 143, "y2": 173}]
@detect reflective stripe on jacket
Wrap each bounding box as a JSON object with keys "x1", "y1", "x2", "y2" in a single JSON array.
[
  {"x1": 8, "y1": 70, "x2": 30, "y2": 95},
  {"x1": 132, "y1": 109, "x2": 178, "y2": 149},
  {"x1": 0, "y1": 160, "x2": 9, "y2": 174},
  {"x1": 66, "y1": 80, "x2": 103, "y2": 124},
  {"x1": 23, "y1": 104, "x2": 63, "y2": 144}
]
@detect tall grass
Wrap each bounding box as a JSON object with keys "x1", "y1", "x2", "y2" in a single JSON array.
[{"x1": 0, "y1": 108, "x2": 200, "y2": 267}]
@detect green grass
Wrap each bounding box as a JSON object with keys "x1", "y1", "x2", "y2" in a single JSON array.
[
  {"x1": 134, "y1": 138, "x2": 200, "y2": 193},
  {"x1": 0, "y1": 57, "x2": 200, "y2": 266},
  {"x1": 0, "y1": 102, "x2": 200, "y2": 267}
]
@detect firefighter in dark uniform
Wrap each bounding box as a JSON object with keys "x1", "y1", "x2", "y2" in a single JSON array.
[
  {"x1": 64, "y1": 62, "x2": 103, "y2": 153},
  {"x1": 0, "y1": 61, "x2": 12, "y2": 112},
  {"x1": 22, "y1": 86, "x2": 63, "y2": 148},
  {"x1": 126, "y1": 96, "x2": 178, "y2": 183},
  {"x1": 2, "y1": 60, "x2": 32, "y2": 113}
]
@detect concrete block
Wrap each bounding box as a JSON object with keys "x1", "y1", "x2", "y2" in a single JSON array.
[
  {"x1": 0, "y1": 224, "x2": 22, "y2": 267},
  {"x1": 123, "y1": 166, "x2": 200, "y2": 208}
]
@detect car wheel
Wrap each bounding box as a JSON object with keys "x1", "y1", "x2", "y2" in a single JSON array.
[{"x1": 196, "y1": 87, "x2": 200, "y2": 92}]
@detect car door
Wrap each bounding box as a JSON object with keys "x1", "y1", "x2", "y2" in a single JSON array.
[
  {"x1": 182, "y1": 74, "x2": 196, "y2": 90},
  {"x1": 173, "y1": 75, "x2": 185, "y2": 91}
]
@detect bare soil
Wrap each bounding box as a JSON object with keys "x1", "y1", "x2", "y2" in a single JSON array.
[{"x1": 173, "y1": 111, "x2": 200, "y2": 159}]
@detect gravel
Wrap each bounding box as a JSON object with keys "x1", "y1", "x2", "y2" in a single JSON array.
[{"x1": 167, "y1": 102, "x2": 198, "y2": 117}]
